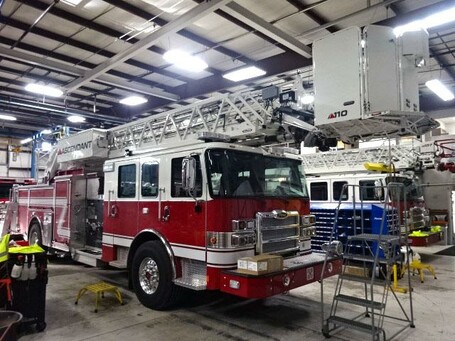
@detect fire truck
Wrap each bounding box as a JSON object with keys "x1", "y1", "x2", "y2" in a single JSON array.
[
  {"x1": 4, "y1": 92, "x2": 341, "y2": 310},
  {"x1": 301, "y1": 144, "x2": 431, "y2": 251}
]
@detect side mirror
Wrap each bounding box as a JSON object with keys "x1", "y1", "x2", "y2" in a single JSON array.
[
  {"x1": 374, "y1": 179, "x2": 383, "y2": 199},
  {"x1": 182, "y1": 157, "x2": 196, "y2": 192}
]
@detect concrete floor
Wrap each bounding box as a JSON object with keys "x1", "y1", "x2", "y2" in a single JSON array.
[{"x1": 17, "y1": 247, "x2": 455, "y2": 341}]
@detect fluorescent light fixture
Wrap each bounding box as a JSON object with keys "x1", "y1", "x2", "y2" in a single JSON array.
[
  {"x1": 0, "y1": 114, "x2": 16, "y2": 121},
  {"x1": 163, "y1": 49, "x2": 208, "y2": 72},
  {"x1": 119, "y1": 95, "x2": 148, "y2": 106},
  {"x1": 425, "y1": 79, "x2": 455, "y2": 101},
  {"x1": 20, "y1": 138, "x2": 32, "y2": 145},
  {"x1": 300, "y1": 94, "x2": 314, "y2": 105},
  {"x1": 62, "y1": 0, "x2": 83, "y2": 6},
  {"x1": 67, "y1": 115, "x2": 86, "y2": 123},
  {"x1": 25, "y1": 83, "x2": 63, "y2": 97},
  {"x1": 223, "y1": 66, "x2": 266, "y2": 82},
  {"x1": 394, "y1": 6, "x2": 455, "y2": 36}
]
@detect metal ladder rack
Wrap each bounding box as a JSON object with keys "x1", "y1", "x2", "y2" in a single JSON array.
[{"x1": 320, "y1": 183, "x2": 414, "y2": 341}]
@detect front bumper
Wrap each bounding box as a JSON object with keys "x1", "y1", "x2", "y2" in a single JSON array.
[{"x1": 219, "y1": 253, "x2": 342, "y2": 298}]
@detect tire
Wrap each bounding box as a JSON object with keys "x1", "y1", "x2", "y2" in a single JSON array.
[
  {"x1": 132, "y1": 241, "x2": 181, "y2": 310},
  {"x1": 29, "y1": 223, "x2": 43, "y2": 247}
]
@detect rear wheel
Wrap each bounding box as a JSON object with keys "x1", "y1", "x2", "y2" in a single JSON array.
[
  {"x1": 29, "y1": 223, "x2": 43, "y2": 246},
  {"x1": 132, "y1": 241, "x2": 181, "y2": 310}
]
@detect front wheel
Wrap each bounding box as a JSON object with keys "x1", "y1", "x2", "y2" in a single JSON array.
[{"x1": 132, "y1": 241, "x2": 181, "y2": 310}]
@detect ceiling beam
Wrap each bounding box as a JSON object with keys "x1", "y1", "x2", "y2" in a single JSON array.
[
  {"x1": 0, "y1": 95, "x2": 128, "y2": 124},
  {"x1": 221, "y1": 2, "x2": 312, "y2": 58},
  {"x1": 2, "y1": 16, "x2": 186, "y2": 89},
  {"x1": 0, "y1": 45, "x2": 179, "y2": 101},
  {"x1": 295, "y1": 0, "x2": 402, "y2": 39},
  {"x1": 65, "y1": 0, "x2": 232, "y2": 93},
  {"x1": 286, "y1": 0, "x2": 337, "y2": 34},
  {"x1": 175, "y1": 50, "x2": 311, "y2": 99},
  {"x1": 378, "y1": 0, "x2": 455, "y2": 27},
  {"x1": 103, "y1": 0, "x2": 253, "y2": 64},
  {"x1": 388, "y1": 3, "x2": 455, "y2": 85},
  {"x1": 14, "y1": 0, "x2": 196, "y2": 83}
]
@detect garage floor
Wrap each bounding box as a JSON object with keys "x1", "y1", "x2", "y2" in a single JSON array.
[{"x1": 18, "y1": 249, "x2": 455, "y2": 341}]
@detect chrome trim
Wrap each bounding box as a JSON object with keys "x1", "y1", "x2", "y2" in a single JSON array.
[
  {"x1": 256, "y1": 210, "x2": 300, "y2": 255},
  {"x1": 133, "y1": 229, "x2": 176, "y2": 280},
  {"x1": 207, "y1": 231, "x2": 255, "y2": 249},
  {"x1": 231, "y1": 218, "x2": 255, "y2": 231}
]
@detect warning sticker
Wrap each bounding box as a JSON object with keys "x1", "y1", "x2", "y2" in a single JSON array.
[{"x1": 306, "y1": 267, "x2": 314, "y2": 281}]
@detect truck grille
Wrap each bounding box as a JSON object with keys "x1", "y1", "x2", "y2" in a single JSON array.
[{"x1": 256, "y1": 211, "x2": 300, "y2": 255}]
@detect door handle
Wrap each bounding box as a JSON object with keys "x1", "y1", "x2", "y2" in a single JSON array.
[
  {"x1": 162, "y1": 206, "x2": 170, "y2": 222},
  {"x1": 110, "y1": 204, "x2": 118, "y2": 217}
]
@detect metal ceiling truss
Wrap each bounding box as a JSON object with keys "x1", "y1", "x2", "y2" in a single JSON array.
[{"x1": 0, "y1": 0, "x2": 453, "y2": 137}]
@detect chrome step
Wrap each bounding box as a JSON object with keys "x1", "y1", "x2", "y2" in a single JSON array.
[
  {"x1": 174, "y1": 274, "x2": 207, "y2": 290},
  {"x1": 328, "y1": 316, "x2": 383, "y2": 336},
  {"x1": 348, "y1": 234, "x2": 400, "y2": 242},
  {"x1": 335, "y1": 294, "x2": 384, "y2": 310},
  {"x1": 73, "y1": 249, "x2": 103, "y2": 267},
  {"x1": 341, "y1": 274, "x2": 386, "y2": 286},
  {"x1": 109, "y1": 260, "x2": 127, "y2": 269}
]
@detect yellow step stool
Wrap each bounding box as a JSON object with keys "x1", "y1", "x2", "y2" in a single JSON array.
[
  {"x1": 75, "y1": 282, "x2": 123, "y2": 313},
  {"x1": 401, "y1": 260, "x2": 437, "y2": 283}
]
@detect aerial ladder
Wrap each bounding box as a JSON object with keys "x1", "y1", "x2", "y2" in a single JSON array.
[
  {"x1": 48, "y1": 91, "x2": 314, "y2": 179},
  {"x1": 301, "y1": 144, "x2": 428, "y2": 175}
]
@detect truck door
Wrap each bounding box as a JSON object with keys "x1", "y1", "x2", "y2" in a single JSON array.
[
  {"x1": 137, "y1": 160, "x2": 160, "y2": 234},
  {"x1": 165, "y1": 155, "x2": 206, "y2": 248},
  {"x1": 54, "y1": 178, "x2": 71, "y2": 245},
  {"x1": 109, "y1": 162, "x2": 139, "y2": 246}
]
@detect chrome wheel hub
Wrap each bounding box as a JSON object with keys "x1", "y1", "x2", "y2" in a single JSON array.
[{"x1": 139, "y1": 257, "x2": 159, "y2": 294}]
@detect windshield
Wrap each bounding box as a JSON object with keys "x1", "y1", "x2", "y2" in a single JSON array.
[
  {"x1": 385, "y1": 175, "x2": 423, "y2": 201},
  {"x1": 206, "y1": 149, "x2": 308, "y2": 198}
]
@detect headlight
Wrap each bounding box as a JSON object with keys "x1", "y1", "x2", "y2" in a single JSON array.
[
  {"x1": 231, "y1": 232, "x2": 256, "y2": 247},
  {"x1": 232, "y1": 219, "x2": 255, "y2": 231},
  {"x1": 301, "y1": 214, "x2": 316, "y2": 227}
]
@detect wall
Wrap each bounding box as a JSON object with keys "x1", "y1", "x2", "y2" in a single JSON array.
[{"x1": 0, "y1": 137, "x2": 42, "y2": 179}]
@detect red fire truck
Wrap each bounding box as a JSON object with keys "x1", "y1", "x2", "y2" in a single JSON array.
[{"x1": 4, "y1": 93, "x2": 341, "y2": 310}]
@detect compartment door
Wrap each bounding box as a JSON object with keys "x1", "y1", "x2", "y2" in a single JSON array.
[{"x1": 54, "y1": 179, "x2": 71, "y2": 244}]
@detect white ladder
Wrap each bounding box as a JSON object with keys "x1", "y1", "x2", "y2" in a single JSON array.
[
  {"x1": 301, "y1": 145, "x2": 421, "y2": 175},
  {"x1": 107, "y1": 92, "x2": 314, "y2": 155}
]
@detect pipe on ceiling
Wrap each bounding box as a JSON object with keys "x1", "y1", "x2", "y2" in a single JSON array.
[{"x1": 0, "y1": 96, "x2": 129, "y2": 125}]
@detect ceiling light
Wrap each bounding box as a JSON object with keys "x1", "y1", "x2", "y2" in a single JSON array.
[
  {"x1": 0, "y1": 114, "x2": 17, "y2": 121},
  {"x1": 163, "y1": 49, "x2": 208, "y2": 72},
  {"x1": 67, "y1": 115, "x2": 86, "y2": 123},
  {"x1": 61, "y1": 0, "x2": 83, "y2": 6},
  {"x1": 119, "y1": 96, "x2": 148, "y2": 106},
  {"x1": 223, "y1": 66, "x2": 266, "y2": 82},
  {"x1": 425, "y1": 79, "x2": 454, "y2": 101},
  {"x1": 300, "y1": 94, "x2": 314, "y2": 105},
  {"x1": 41, "y1": 129, "x2": 52, "y2": 135},
  {"x1": 20, "y1": 138, "x2": 33, "y2": 145},
  {"x1": 25, "y1": 83, "x2": 63, "y2": 97},
  {"x1": 394, "y1": 6, "x2": 455, "y2": 36}
]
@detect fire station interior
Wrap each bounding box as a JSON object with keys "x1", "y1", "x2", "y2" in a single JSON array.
[{"x1": 0, "y1": 0, "x2": 454, "y2": 340}]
